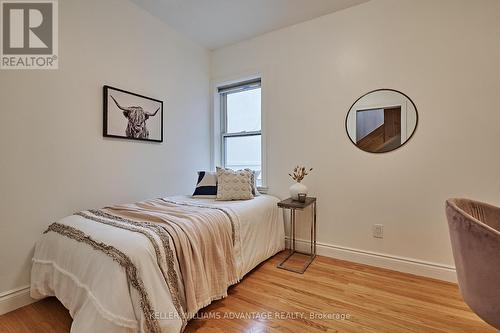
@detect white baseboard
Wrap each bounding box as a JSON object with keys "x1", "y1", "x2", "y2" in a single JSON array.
[
  {"x1": 0, "y1": 286, "x2": 36, "y2": 316},
  {"x1": 286, "y1": 238, "x2": 457, "y2": 283}
]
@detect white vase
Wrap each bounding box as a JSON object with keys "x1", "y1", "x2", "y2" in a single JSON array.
[{"x1": 289, "y1": 182, "x2": 308, "y2": 200}]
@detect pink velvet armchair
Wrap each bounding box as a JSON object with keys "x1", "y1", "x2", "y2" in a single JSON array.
[{"x1": 446, "y1": 198, "x2": 500, "y2": 329}]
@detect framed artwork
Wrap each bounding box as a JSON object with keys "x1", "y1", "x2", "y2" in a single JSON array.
[{"x1": 103, "y1": 85, "x2": 163, "y2": 142}]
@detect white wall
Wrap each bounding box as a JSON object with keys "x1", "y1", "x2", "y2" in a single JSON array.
[
  {"x1": 0, "y1": 0, "x2": 210, "y2": 296},
  {"x1": 212, "y1": 0, "x2": 500, "y2": 279},
  {"x1": 354, "y1": 108, "x2": 384, "y2": 142}
]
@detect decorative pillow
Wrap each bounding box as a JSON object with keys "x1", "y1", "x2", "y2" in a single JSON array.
[
  {"x1": 192, "y1": 171, "x2": 217, "y2": 198},
  {"x1": 216, "y1": 167, "x2": 253, "y2": 201},
  {"x1": 244, "y1": 169, "x2": 261, "y2": 196}
]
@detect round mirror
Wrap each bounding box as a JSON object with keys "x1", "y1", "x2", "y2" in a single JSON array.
[{"x1": 346, "y1": 89, "x2": 418, "y2": 153}]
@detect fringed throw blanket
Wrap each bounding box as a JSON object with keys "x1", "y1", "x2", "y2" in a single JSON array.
[
  {"x1": 42, "y1": 198, "x2": 239, "y2": 332},
  {"x1": 44, "y1": 222, "x2": 163, "y2": 333},
  {"x1": 102, "y1": 199, "x2": 239, "y2": 318}
]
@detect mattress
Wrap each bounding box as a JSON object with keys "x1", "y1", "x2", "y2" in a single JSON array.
[{"x1": 30, "y1": 194, "x2": 285, "y2": 333}]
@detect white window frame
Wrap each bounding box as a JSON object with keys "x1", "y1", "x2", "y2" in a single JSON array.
[{"x1": 216, "y1": 78, "x2": 266, "y2": 191}]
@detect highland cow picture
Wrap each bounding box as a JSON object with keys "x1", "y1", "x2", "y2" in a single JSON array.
[{"x1": 103, "y1": 85, "x2": 163, "y2": 142}]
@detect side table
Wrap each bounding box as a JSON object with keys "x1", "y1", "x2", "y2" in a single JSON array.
[{"x1": 277, "y1": 197, "x2": 317, "y2": 273}]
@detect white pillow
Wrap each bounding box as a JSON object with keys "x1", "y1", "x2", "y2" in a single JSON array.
[
  {"x1": 245, "y1": 169, "x2": 261, "y2": 196},
  {"x1": 216, "y1": 167, "x2": 253, "y2": 201}
]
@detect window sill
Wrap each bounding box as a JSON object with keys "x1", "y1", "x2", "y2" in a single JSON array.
[{"x1": 257, "y1": 186, "x2": 268, "y2": 194}]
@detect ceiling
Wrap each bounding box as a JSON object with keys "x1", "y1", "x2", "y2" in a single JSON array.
[{"x1": 131, "y1": 0, "x2": 370, "y2": 50}]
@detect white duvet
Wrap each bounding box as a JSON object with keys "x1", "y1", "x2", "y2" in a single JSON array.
[{"x1": 30, "y1": 195, "x2": 285, "y2": 333}]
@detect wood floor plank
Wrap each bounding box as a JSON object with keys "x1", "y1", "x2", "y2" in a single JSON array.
[{"x1": 0, "y1": 252, "x2": 496, "y2": 333}]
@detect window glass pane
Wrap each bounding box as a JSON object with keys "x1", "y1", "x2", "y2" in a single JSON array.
[
  {"x1": 225, "y1": 135, "x2": 261, "y2": 183},
  {"x1": 226, "y1": 88, "x2": 261, "y2": 133}
]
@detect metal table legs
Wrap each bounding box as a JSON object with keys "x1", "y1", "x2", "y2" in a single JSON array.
[{"x1": 277, "y1": 202, "x2": 316, "y2": 274}]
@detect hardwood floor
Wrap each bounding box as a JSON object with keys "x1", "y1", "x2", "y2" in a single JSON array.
[{"x1": 0, "y1": 253, "x2": 495, "y2": 333}]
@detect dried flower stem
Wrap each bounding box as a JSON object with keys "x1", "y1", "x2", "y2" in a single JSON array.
[{"x1": 289, "y1": 165, "x2": 313, "y2": 183}]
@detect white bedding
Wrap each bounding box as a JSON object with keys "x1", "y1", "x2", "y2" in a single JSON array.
[{"x1": 30, "y1": 194, "x2": 285, "y2": 333}]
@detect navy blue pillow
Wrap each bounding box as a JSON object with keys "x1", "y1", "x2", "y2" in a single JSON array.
[{"x1": 192, "y1": 171, "x2": 217, "y2": 197}]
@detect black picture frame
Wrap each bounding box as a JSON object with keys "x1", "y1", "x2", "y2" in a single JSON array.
[{"x1": 103, "y1": 85, "x2": 164, "y2": 143}]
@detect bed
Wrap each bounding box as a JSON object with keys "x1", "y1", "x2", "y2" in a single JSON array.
[{"x1": 30, "y1": 194, "x2": 285, "y2": 333}]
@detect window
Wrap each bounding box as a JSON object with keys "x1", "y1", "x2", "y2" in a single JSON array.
[{"x1": 219, "y1": 79, "x2": 262, "y2": 185}]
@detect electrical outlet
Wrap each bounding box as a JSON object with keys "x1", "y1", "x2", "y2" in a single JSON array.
[{"x1": 373, "y1": 224, "x2": 384, "y2": 239}]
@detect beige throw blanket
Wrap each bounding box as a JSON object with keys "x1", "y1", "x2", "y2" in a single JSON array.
[{"x1": 101, "y1": 198, "x2": 239, "y2": 319}]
